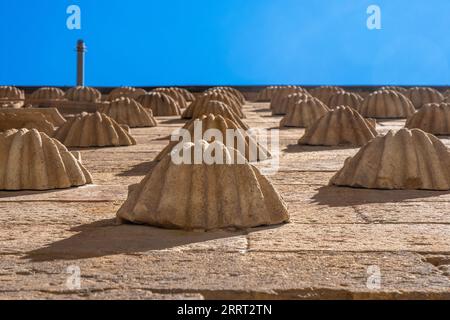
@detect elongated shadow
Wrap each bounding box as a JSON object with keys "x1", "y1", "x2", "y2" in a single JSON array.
[
  {"x1": 117, "y1": 160, "x2": 158, "y2": 176},
  {"x1": 284, "y1": 144, "x2": 358, "y2": 153},
  {"x1": 261, "y1": 114, "x2": 282, "y2": 118},
  {"x1": 312, "y1": 185, "x2": 450, "y2": 207},
  {"x1": 152, "y1": 135, "x2": 171, "y2": 141},
  {"x1": 69, "y1": 146, "x2": 118, "y2": 152},
  {"x1": 0, "y1": 185, "x2": 92, "y2": 199},
  {"x1": 24, "y1": 218, "x2": 281, "y2": 261},
  {"x1": 159, "y1": 118, "x2": 187, "y2": 125},
  {"x1": 267, "y1": 126, "x2": 293, "y2": 131}
]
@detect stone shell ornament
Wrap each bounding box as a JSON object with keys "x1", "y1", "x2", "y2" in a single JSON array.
[
  {"x1": 309, "y1": 86, "x2": 345, "y2": 104},
  {"x1": 0, "y1": 108, "x2": 66, "y2": 127},
  {"x1": 182, "y1": 91, "x2": 244, "y2": 119},
  {"x1": 206, "y1": 87, "x2": 246, "y2": 104},
  {"x1": 327, "y1": 92, "x2": 363, "y2": 110},
  {"x1": 53, "y1": 112, "x2": 136, "y2": 147},
  {"x1": 271, "y1": 92, "x2": 311, "y2": 115},
  {"x1": 329, "y1": 128, "x2": 450, "y2": 190},
  {"x1": 155, "y1": 114, "x2": 270, "y2": 162},
  {"x1": 108, "y1": 87, "x2": 147, "y2": 101},
  {"x1": 206, "y1": 89, "x2": 245, "y2": 109},
  {"x1": 26, "y1": 87, "x2": 66, "y2": 108},
  {"x1": 0, "y1": 128, "x2": 92, "y2": 190},
  {"x1": 100, "y1": 97, "x2": 157, "y2": 128},
  {"x1": 29, "y1": 87, "x2": 65, "y2": 101},
  {"x1": 406, "y1": 87, "x2": 444, "y2": 109},
  {"x1": 153, "y1": 87, "x2": 188, "y2": 108},
  {"x1": 172, "y1": 88, "x2": 195, "y2": 102},
  {"x1": 136, "y1": 92, "x2": 181, "y2": 116},
  {"x1": 65, "y1": 86, "x2": 102, "y2": 103},
  {"x1": 280, "y1": 97, "x2": 330, "y2": 128},
  {"x1": 357, "y1": 90, "x2": 415, "y2": 119},
  {"x1": 189, "y1": 100, "x2": 249, "y2": 130},
  {"x1": 298, "y1": 106, "x2": 377, "y2": 146},
  {"x1": 256, "y1": 86, "x2": 281, "y2": 102},
  {"x1": 0, "y1": 86, "x2": 25, "y2": 108},
  {"x1": 269, "y1": 87, "x2": 308, "y2": 113},
  {"x1": 116, "y1": 140, "x2": 289, "y2": 230},
  {"x1": 0, "y1": 112, "x2": 56, "y2": 135},
  {"x1": 379, "y1": 86, "x2": 408, "y2": 94},
  {"x1": 405, "y1": 103, "x2": 450, "y2": 135}
]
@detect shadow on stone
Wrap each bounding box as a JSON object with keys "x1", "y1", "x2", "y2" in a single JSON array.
[
  {"x1": 159, "y1": 118, "x2": 187, "y2": 125},
  {"x1": 261, "y1": 114, "x2": 282, "y2": 118},
  {"x1": 284, "y1": 144, "x2": 357, "y2": 153},
  {"x1": 312, "y1": 186, "x2": 450, "y2": 207},
  {"x1": 152, "y1": 135, "x2": 171, "y2": 141},
  {"x1": 69, "y1": 146, "x2": 116, "y2": 152},
  {"x1": 117, "y1": 160, "x2": 158, "y2": 177},
  {"x1": 24, "y1": 218, "x2": 280, "y2": 261},
  {"x1": 0, "y1": 186, "x2": 92, "y2": 199},
  {"x1": 266, "y1": 126, "x2": 293, "y2": 131}
]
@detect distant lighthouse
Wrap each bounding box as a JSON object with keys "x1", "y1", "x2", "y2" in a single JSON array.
[{"x1": 76, "y1": 39, "x2": 87, "y2": 86}]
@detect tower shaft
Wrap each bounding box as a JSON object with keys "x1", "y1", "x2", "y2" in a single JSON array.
[{"x1": 76, "y1": 40, "x2": 86, "y2": 86}]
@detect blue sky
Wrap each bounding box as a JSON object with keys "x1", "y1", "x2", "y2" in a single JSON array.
[{"x1": 1, "y1": 0, "x2": 449, "y2": 86}]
